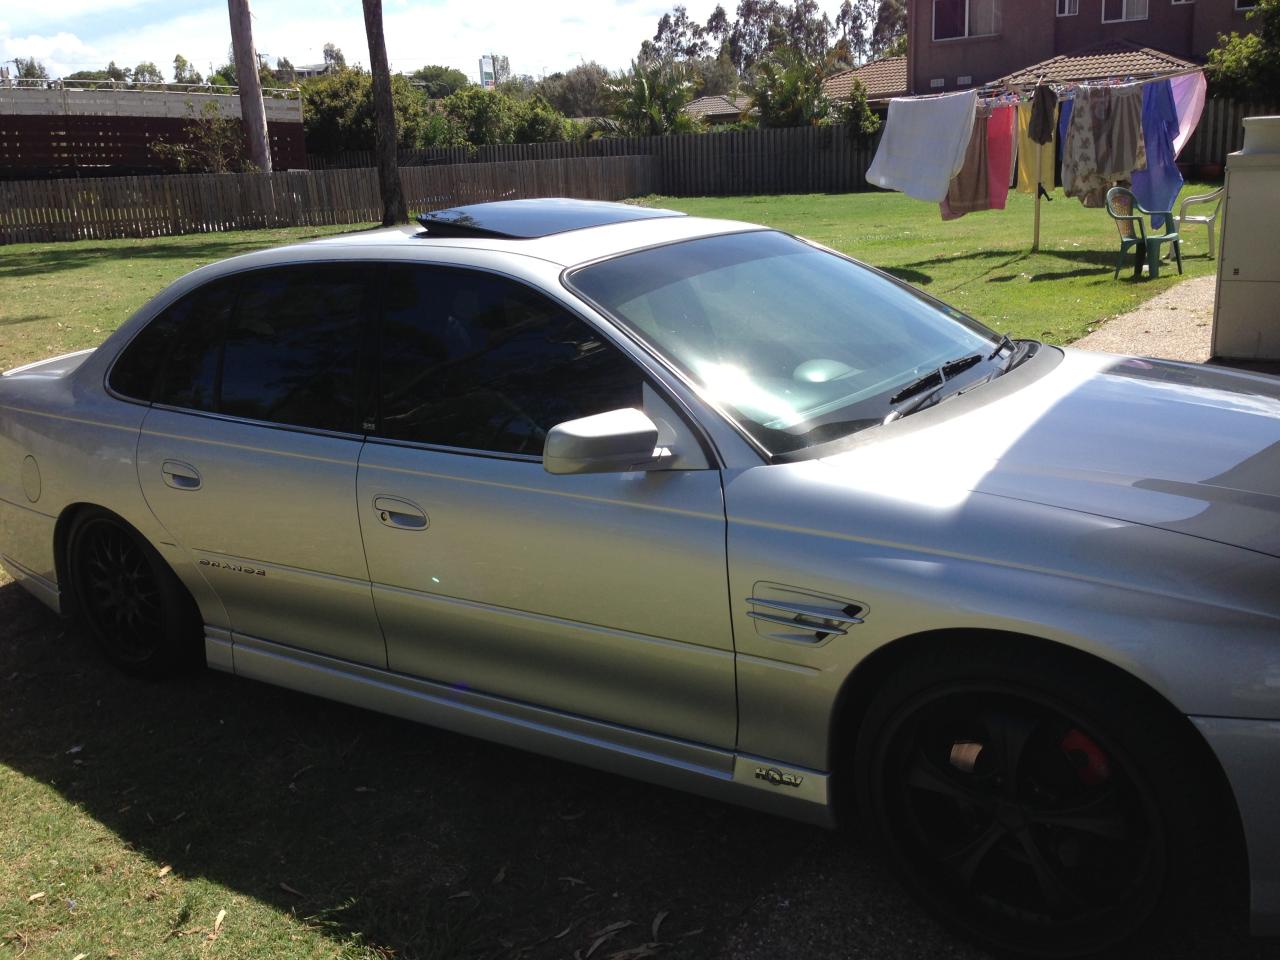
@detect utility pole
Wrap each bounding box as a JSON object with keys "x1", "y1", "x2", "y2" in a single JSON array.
[
  {"x1": 362, "y1": 0, "x2": 408, "y2": 225},
  {"x1": 227, "y1": 0, "x2": 272, "y2": 172}
]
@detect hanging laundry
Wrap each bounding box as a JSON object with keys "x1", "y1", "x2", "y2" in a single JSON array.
[
  {"x1": 1062, "y1": 84, "x2": 1146, "y2": 208},
  {"x1": 1170, "y1": 70, "x2": 1207, "y2": 157},
  {"x1": 941, "y1": 104, "x2": 1016, "y2": 220},
  {"x1": 1016, "y1": 101, "x2": 1056, "y2": 194},
  {"x1": 1058, "y1": 96, "x2": 1074, "y2": 166},
  {"x1": 987, "y1": 105, "x2": 1017, "y2": 210},
  {"x1": 940, "y1": 112, "x2": 989, "y2": 220},
  {"x1": 1131, "y1": 79, "x2": 1183, "y2": 228},
  {"x1": 1029, "y1": 84, "x2": 1058, "y2": 145},
  {"x1": 867, "y1": 90, "x2": 978, "y2": 203}
]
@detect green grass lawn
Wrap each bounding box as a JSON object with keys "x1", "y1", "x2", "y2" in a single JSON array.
[
  {"x1": 646, "y1": 184, "x2": 1219, "y2": 345},
  {"x1": 1, "y1": 185, "x2": 1219, "y2": 373}
]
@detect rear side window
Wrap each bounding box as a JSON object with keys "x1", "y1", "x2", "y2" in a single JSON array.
[
  {"x1": 377, "y1": 265, "x2": 644, "y2": 455},
  {"x1": 110, "y1": 265, "x2": 370, "y2": 433},
  {"x1": 110, "y1": 278, "x2": 235, "y2": 407},
  {"x1": 219, "y1": 265, "x2": 369, "y2": 433}
]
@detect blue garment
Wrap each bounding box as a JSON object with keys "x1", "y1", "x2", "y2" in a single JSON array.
[
  {"x1": 1130, "y1": 80, "x2": 1182, "y2": 229},
  {"x1": 1058, "y1": 98, "x2": 1073, "y2": 167}
]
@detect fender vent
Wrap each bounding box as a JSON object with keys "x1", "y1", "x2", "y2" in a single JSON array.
[{"x1": 746, "y1": 584, "x2": 866, "y2": 644}]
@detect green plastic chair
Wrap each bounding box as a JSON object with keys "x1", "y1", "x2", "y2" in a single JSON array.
[{"x1": 1106, "y1": 186, "x2": 1183, "y2": 280}]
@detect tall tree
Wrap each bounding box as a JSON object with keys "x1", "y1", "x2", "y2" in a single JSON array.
[
  {"x1": 1207, "y1": 0, "x2": 1280, "y2": 97},
  {"x1": 607, "y1": 60, "x2": 698, "y2": 136},
  {"x1": 323, "y1": 43, "x2": 347, "y2": 70},
  {"x1": 14, "y1": 57, "x2": 49, "y2": 79},
  {"x1": 132, "y1": 61, "x2": 165, "y2": 85},
  {"x1": 227, "y1": 0, "x2": 272, "y2": 172},
  {"x1": 173, "y1": 54, "x2": 204, "y2": 84},
  {"x1": 274, "y1": 56, "x2": 296, "y2": 85},
  {"x1": 744, "y1": 46, "x2": 828, "y2": 127},
  {"x1": 870, "y1": 0, "x2": 906, "y2": 57},
  {"x1": 361, "y1": 0, "x2": 407, "y2": 225},
  {"x1": 410, "y1": 64, "x2": 470, "y2": 99},
  {"x1": 535, "y1": 62, "x2": 610, "y2": 117}
]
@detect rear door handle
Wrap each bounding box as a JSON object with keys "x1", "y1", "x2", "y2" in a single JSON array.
[
  {"x1": 161, "y1": 460, "x2": 202, "y2": 491},
  {"x1": 373, "y1": 496, "x2": 428, "y2": 531}
]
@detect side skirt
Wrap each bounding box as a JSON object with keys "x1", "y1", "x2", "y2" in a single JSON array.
[
  {"x1": 1, "y1": 553, "x2": 61, "y2": 614},
  {"x1": 207, "y1": 630, "x2": 834, "y2": 827}
]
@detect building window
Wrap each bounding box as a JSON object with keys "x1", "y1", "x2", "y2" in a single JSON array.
[
  {"x1": 1057, "y1": 0, "x2": 1079, "y2": 14},
  {"x1": 1171, "y1": 0, "x2": 1194, "y2": 5},
  {"x1": 933, "y1": 0, "x2": 1001, "y2": 40},
  {"x1": 1102, "y1": 0, "x2": 1148, "y2": 22},
  {"x1": 1235, "y1": 0, "x2": 1257, "y2": 8}
]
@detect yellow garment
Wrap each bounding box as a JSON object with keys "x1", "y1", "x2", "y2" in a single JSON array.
[{"x1": 1016, "y1": 101, "x2": 1056, "y2": 194}]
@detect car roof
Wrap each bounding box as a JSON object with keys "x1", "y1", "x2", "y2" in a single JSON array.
[{"x1": 288, "y1": 199, "x2": 765, "y2": 269}]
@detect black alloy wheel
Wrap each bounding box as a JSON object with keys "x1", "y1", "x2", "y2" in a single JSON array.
[
  {"x1": 68, "y1": 510, "x2": 200, "y2": 676},
  {"x1": 857, "y1": 645, "x2": 1219, "y2": 959}
]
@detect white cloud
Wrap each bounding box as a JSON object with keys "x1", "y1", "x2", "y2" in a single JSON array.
[
  {"x1": 5, "y1": 0, "x2": 851, "y2": 82},
  {"x1": 0, "y1": 31, "x2": 97, "y2": 77}
]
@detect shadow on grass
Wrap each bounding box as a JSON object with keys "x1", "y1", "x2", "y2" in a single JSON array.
[
  {"x1": 1, "y1": 581, "x2": 1263, "y2": 960},
  {"x1": 0, "y1": 226, "x2": 383, "y2": 281},
  {"x1": 0, "y1": 582, "x2": 826, "y2": 960},
  {"x1": 886, "y1": 247, "x2": 1131, "y2": 290}
]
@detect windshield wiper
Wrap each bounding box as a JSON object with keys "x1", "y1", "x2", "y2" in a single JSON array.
[
  {"x1": 883, "y1": 353, "x2": 986, "y2": 424},
  {"x1": 988, "y1": 333, "x2": 1015, "y2": 362}
]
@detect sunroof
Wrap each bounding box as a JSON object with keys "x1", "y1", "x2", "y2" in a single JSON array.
[{"x1": 415, "y1": 198, "x2": 685, "y2": 240}]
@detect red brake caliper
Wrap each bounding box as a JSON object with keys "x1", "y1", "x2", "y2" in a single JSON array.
[{"x1": 1061, "y1": 728, "x2": 1111, "y2": 785}]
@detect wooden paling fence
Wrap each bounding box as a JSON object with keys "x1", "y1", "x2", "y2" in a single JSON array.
[
  {"x1": 309, "y1": 124, "x2": 882, "y2": 198},
  {"x1": 1180, "y1": 98, "x2": 1280, "y2": 167},
  {"x1": 0, "y1": 154, "x2": 657, "y2": 244}
]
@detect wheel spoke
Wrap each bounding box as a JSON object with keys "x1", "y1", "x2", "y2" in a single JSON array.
[
  {"x1": 1030, "y1": 790, "x2": 1128, "y2": 840},
  {"x1": 939, "y1": 820, "x2": 1008, "y2": 885},
  {"x1": 906, "y1": 751, "x2": 993, "y2": 810},
  {"x1": 1013, "y1": 826, "x2": 1086, "y2": 915}
]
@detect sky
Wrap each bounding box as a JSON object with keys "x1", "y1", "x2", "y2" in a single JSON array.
[{"x1": 2, "y1": 0, "x2": 851, "y2": 84}]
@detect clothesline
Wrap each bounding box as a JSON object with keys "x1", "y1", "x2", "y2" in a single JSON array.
[{"x1": 867, "y1": 68, "x2": 1208, "y2": 251}]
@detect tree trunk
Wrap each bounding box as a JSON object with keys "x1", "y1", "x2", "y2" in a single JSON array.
[
  {"x1": 227, "y1": 0, "x2": 272, "y2": 173},
  {"x1": 363, "y1": 0, "x2": 408, "y2": 225}
]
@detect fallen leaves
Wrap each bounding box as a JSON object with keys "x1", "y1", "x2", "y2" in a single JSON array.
[
  {"x1": 26, "y1": 891, "x2": 45, "y2": 903},
  {"x1": 156, "y1": 865, "x2": 172, "y2": 879}
]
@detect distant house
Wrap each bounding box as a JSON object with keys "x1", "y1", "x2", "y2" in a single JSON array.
[
  {"x1": 684, "y1": 95, "x2": 753, "y2": 125},
  {"x1": 822, "y1": 55, "x2": 909, "y2": 107},
  {"x1": 907, "y1": 0, "x2": 1259, "y2": 94},
  {"x1": 293, "y1": 63, "x2": 332, "y2": 80}
]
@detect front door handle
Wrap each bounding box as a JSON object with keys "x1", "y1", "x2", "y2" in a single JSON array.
[
  {"x1": 373, "y1": 496, "x2": 428, "y2": 531},
  {"x1": 161, "y1": 460, "x2": 202, "y2": 491}
]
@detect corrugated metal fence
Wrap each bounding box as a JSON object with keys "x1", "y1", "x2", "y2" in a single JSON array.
[{"x1": 0, "y1": 154, "x2": 656, "y2": 244}]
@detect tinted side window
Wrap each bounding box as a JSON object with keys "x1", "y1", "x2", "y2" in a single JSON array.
[
  {"x1": 111, "y1": 278, "x2": 235, "y2": 408},
  {"x1": 379, "y1": 266, "x2": 643, "y2": 455},
  {"x1": 220, "y1": 265, "x2": 369, "y2": 433}
]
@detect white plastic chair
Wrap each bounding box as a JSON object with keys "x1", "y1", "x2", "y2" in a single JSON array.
[{"x1": 1174, "y1": 187, "x2": 1225, "y2": 259}]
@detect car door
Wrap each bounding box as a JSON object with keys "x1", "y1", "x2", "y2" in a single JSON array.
[
  {"x1": 133, "y1": 263, "x2": 386, "y2": 668},
  {"x1": 356, "y1": 264, "x2": 736, "y2": 747}
]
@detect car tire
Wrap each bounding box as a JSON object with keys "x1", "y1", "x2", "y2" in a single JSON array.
[
  {"x1": 855, "y1": 639, "x2": 1219, "y2": 959},
  {"x1": 67, "y1": 509, "x2": 202, "y2": 677}
]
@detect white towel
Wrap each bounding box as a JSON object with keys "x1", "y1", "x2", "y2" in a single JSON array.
[{"x1": 866, "y1": 90, "x2": 979, "y2": 203}]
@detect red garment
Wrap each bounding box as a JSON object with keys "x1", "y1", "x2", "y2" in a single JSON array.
[
  {"x1": 986, "y1": 105, "x2": 1016, "y2": 211},
  {"x1": 940, "y1": 104, "x2": 1017, "y2": 220}
]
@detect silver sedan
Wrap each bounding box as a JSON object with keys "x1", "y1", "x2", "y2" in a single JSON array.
[{"x1": 2, "y1": 199, "x2": 1278, "y2": 958}]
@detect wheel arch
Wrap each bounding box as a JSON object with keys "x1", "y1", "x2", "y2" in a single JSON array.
[{"x1": 827, "y1": 627, "x2": 1246, "y2": 865}]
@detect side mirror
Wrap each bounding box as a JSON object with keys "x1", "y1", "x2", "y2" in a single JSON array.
[{"x1": 543, "y1": 408, "x2": 664, "y2": 476}]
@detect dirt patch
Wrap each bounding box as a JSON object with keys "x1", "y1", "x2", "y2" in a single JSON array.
[{"x1": 1073, "y1": 275, "x2": 1215, "y2": 361}]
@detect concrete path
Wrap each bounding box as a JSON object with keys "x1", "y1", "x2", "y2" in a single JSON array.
[{"x1": 1073, "y1": 274, "x2": 1214, "y2": 361}]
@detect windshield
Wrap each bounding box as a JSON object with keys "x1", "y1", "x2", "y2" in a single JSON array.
[{"x1": 567, "y1": 230, "x2": 1004, "y2": 456}]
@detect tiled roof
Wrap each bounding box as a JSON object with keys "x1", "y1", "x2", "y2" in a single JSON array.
[
  {"x1": 684, "y1": 94, "x2": 752, "y2": 119},
  {"x1": 996, "y1": 41, "x2": 1197, "y2": 86},
  {"x1": 822, "y1": 56, "x2": 908, "y2": 102}
]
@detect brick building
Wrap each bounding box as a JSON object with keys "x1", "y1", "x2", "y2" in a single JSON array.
[{"x1": 908, "y1": 0, "x2": 1260, "y2": 94}]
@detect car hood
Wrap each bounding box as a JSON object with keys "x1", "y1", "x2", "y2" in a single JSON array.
[{"x1": 820, "y1": 347, "x2": 1280, "y2": 558}]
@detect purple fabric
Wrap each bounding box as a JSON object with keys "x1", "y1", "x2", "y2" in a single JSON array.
[
  {"x1": 1058, "y1": 97, "x2": 1073, "y2": 166},
  {"x1": 1170, "y1": 71, "x2": 1207, "y2": 157},
  {"x1": 1131, "y1": 79, "x2": 1182, "y2": 229}
]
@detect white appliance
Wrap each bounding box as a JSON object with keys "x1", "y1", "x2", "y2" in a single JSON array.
[{"x1": 1212, "y1": 116, "x2": 1280, "y2": 361}]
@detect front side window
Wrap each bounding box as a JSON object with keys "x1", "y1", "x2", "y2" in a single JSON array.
[
  {"x1": 1102, "y1": 0, "x2": 1148, "y2": 21},
  {"x1": 1057, "y1": 0, "x2": 1079, "y2": 16},
  {"x1": 933, "y1": 0, "x2": 1000, "y2": 39},
  {"x1": 569, "y1": 231, "x2": 1005, "y2": 457},
  {"x1": 376, "y1": 265, "x2": 644, "y2": 456}
]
